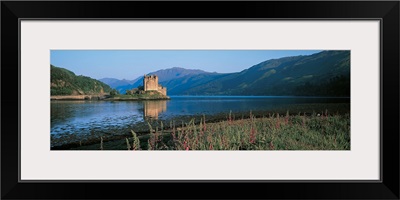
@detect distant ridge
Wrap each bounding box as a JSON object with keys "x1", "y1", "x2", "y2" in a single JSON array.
[
  {"x1": 100, "y1": 50, "x2": 350, "y2": 97},
  {"x1": 100, "y1": 67, "x2": 213, "y2": 94}
]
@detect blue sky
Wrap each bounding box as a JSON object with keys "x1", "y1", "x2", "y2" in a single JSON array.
[{"x1": 51, "y1": 50, "x2": 322, "y2": 80}]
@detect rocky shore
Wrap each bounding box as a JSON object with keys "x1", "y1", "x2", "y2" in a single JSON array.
[
  {"x1": 103, "y1": 96, "x2": 170, "y2": 101},
  {"x1": 51, "y1": 94, "x2": 170, "y2": 101},
  {"x1": 51, "y1": 95, "x2": 109, "y2": 100}
]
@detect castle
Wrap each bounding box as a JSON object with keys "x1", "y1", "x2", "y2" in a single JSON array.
[{"x1": 143, "y1": 75, "x2": 167, "y2": 96}]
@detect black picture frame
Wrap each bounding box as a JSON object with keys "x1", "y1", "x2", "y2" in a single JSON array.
[{"x1": 2, "y1": 1, "x2": 399, "y2": 199}]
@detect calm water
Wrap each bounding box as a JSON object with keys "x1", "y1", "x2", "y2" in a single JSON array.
[{"x1": 51, "y1": 96, "x2": 349, "y2": 139}]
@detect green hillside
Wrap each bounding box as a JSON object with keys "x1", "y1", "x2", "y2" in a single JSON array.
[
  {"x1": 166, "y1": 51, "x2": 350, "y2": 96},
  {"x1": 51, "y1": 65, "x2": 113, "y2": 95}
]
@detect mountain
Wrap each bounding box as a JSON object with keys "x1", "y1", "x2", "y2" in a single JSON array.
[
  {"x1": 51, "y1": 65, "x2": 113, "y2": 95},
  {"x1": 100, "y1": 50, "x2": 350, "y2": 97},
  {"x1": 98, "y1": 78, "x2": 136, "y2": 88},
  {"x1": 164, "y1": 73, "x2": 229, "y2": 95},
  {"x1": 173, "y1": 50, "x2": 350, "y2": 96},
  {"x1": 109, "y1": 67, "x2": 212, "y2": 93}
]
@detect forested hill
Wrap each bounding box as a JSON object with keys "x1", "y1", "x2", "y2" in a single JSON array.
[
  {"x1": 51, "y1": 65, "x2": 113, "y2": 95},
  {"x1": 167, "y1": 50, "x2": 350, "y2": 96}
]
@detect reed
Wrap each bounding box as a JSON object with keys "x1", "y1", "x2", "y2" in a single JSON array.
[{"x1": 129, "y1": 111, "x2": 350, "y2": 150}]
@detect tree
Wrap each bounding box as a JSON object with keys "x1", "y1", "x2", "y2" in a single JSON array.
[
  {"x1": 126, "y1": 89, "x2": 133, "y2": 95},
  {"x1": 110, "y1": 89, "x2": 119, "y2": 96}
]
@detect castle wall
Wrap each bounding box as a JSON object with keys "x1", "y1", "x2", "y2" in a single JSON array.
[{"x1": 158, "y1": 86, "x2": 167, "y2": 96}]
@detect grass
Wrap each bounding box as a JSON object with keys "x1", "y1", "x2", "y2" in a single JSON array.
[{"x1": 78, "y1": 111, "x2": 350, "y2": 150}]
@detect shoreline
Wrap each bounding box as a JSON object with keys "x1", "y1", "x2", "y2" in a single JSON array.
[
  {"x1": 51, "y1": 95, "x2": 170, "y2": 101},
  {"x1": 103, "y1": 96, "x2": 170, "y2": 101},
  {"x1": 51, "y1": 95, "x2": 108, "y2": 100},
  {"x1": 51, "y1": 108, "x2": 350, "y2": 150},
  {"x1": 51, "y1": 94, "x2": 349, "y2": 101}
]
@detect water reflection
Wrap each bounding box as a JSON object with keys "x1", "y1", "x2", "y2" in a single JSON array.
[
  {"x1": 143, "y1": 100, "x2": 167, "y2": 120},
  {"x1": 51, "y1": 96, "x2": 350, "y2": 138}
]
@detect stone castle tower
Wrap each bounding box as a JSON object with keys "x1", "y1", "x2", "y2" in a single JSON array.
[{"x1": 143, "y1": 75, "x2": 167, "y2": 96}]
